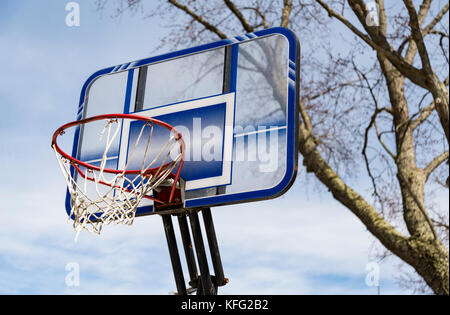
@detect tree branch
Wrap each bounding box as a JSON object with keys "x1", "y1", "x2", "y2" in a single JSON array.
[
  {"x1": 243, "y1": 6, "x2": 268, "y2": 29},
  {"x1": 316, "y1": 0, "x2": 427, "y2": 89},
  {"x1": 374, "y1": 119, "x2": 397, "y2": 160},
  {"x1": 422, "y1": 2, "x2": 449, "y2": 36},
  {"x1": 376, "y1": 0, "x2": 387, "y2": 35},
  {"x1": 435, "y1": 31, "x2": 450, "y2": 65},
  {"x1": 299, "y1": 99, "x2": 313, "y2": 133},
  {"x1": 362, "y1": 106, "x2": 393, "y2": 211},
  {"x1": 398, "y1": 1, "x2": 447, "y2": 59},
  {"x1": 304, "y1": 80, "x2": 361, "y2": 102},
  {"x1": 403, "y1": 0, "x2": 434, "y2": 75},
  {"x1": 430, "y1": 218, "x2": 449, "y2": 234},
  {"x1": 298, "y1": 123, "x2": 409, "y2": 257},
  {"x1": 396, "y1": 169, "x2": 439, "y2": 241},
  {"x1": 410, "y1": 99, "x2": 435, "y2": 130},
  {"x1": 423, "y1": 151, "x2": 449, "y2": 181},
  {"x1": 354, "y1": 61, "x2": 396, "y2": 161},
  {"x1": 281, "y1": 0, "x2": 293, "y2": 28},
  {"x1": 168, "y1": 0, "x2": 227, "y2": 39},
  {"x1": 224, "y1": 0, "x2": 254, "y2": 33},
  {"x1": 346, "y1": 0, "x2": 449, "y2": 145}
]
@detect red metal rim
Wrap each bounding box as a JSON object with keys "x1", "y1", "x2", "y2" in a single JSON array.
[{"x1": 52, "y1": 113, "x2": 185, "y2": 175}]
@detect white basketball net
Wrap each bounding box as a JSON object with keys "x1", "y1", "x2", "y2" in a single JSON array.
[{"x1": 53, "y1": 118, "x2": 183, "y2": 241}]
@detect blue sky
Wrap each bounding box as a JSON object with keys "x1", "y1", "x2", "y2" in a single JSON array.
[{"x1": 0, "y1": 0, "x2": 441, "y2": 295}]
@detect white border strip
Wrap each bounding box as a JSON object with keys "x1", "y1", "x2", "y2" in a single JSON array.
[
  {"x1": 84, "y1": 155, "x2": 119, "y2": 164},
  {"x1": 118, "y1": 93, "x2": 236, "y2": 191},
  {"x1": 234, "y1": 126, "x2": 287, "y2": 138}
]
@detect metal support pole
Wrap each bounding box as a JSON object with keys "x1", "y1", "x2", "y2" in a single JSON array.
[
  {"x1": 202, "y1": 207, "x2": 227, "y2": 287},
  {"x1": 188, "y1": 210, "x2": 216, "y2": 295},
  {"x1": 177, "y1": 213, "x2": 199, "y2": 288},
  {"x1": 161, "y1": 214, "x2": 187, "y2": 295}
]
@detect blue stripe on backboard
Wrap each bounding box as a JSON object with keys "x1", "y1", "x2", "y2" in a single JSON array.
[
  {"x1": 123, "y1": 70, "x2": 134, "y2": 114},
  {"x1": 289, "y1": 60, "x2": 295, "y2": 69},
  {"x1": 289, "y1": 70, "x2": 295, "y2": 82},
  {"x1": 120, "y1": 62, "x2": 131, "y2": 71},
  {"x1": 228, "y1": 45, "x2": 239, "y2": 186},
  {"x1": 229, "y1": 44, "x2": 239, "y2": 93}
]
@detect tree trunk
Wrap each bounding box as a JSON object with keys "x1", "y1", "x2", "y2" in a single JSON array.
[
  {"x1": 429, "y1": 76, "x2": 450, "y2": 145},
  {"x1": 405, "y1": 239, "x2": 449, "y2": 294}
]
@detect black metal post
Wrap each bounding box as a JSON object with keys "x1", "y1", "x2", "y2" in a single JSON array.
[
  {"x1": 202, "y1": 207, "x2": 226, "y2": 288},
  {"x1": 177, "y1": 213, "x2": 199, "y2": 288},
  {"x1": 188, "y1": 210, "x2": 216, "y2": 295},
  {"x1": 161, "y1": 214, "x2": 187, "y2": 295}
]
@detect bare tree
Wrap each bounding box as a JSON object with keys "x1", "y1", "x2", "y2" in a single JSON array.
[{"x1": 96, "y1": 0, "x2": 449, "y2": 294}]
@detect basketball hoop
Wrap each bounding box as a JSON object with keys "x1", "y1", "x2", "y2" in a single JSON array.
[{"x1": 52, "y1": 114, "x2": 185, "y2": 240}]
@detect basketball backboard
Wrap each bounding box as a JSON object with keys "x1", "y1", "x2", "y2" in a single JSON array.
[{"x1": 67, "y1": 27, "x2": 299, "y2": 217}]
